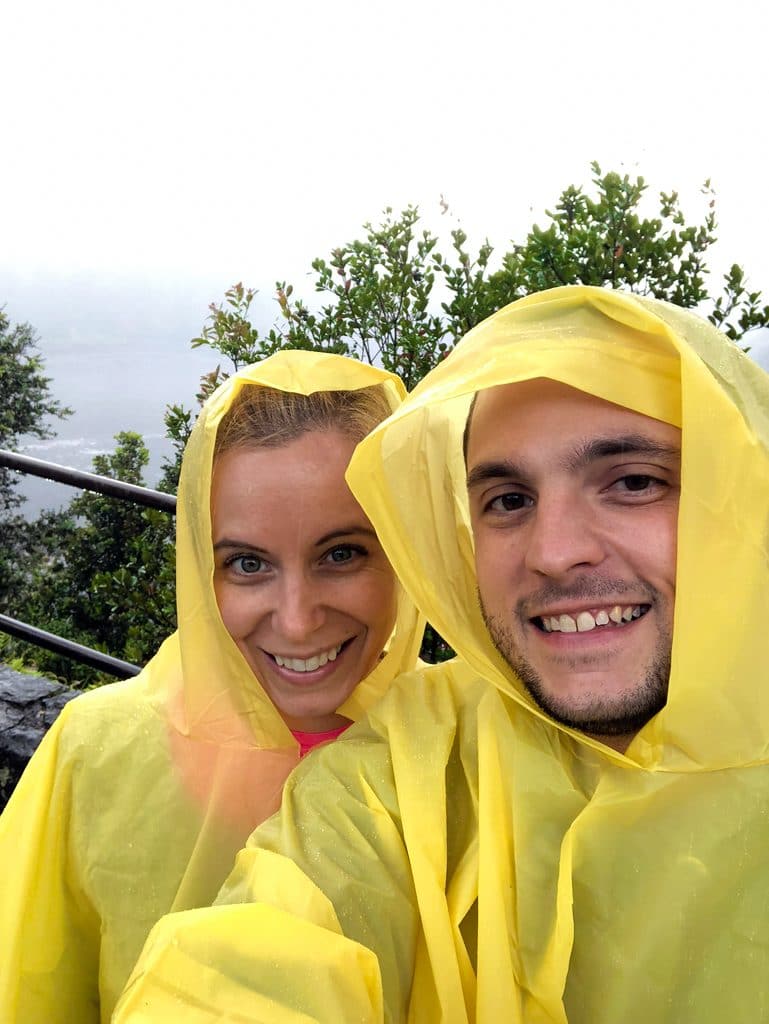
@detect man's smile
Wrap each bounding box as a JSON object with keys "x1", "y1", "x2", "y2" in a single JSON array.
[{"x1": 534, "y1": 604, "x2": 651, "y2": 633}]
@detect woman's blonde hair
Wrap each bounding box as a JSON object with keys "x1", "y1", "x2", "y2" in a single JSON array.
[{"x1": 214, "y1": 382, "x2": 393, "y2": 457}]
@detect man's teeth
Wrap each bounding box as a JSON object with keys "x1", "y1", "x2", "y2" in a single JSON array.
[
  {"x1": 541, "y1": 606, "x2": 645, "y2": 633},
  {"x1": 273, "y1": 644, "x2": 343, "y2": 672}
]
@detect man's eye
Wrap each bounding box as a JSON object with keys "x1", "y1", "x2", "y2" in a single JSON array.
[
  {"x1": 618, "y1": 475, "x2": 659, "y2": 492},
  {"x1": 488, "y1": 492, "x2": 532, "y2": 512}
]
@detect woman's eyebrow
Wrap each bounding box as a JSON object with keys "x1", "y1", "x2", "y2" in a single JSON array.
[
  {"x1": 213, "y1": 538, "x2": 268, "y2": 553},
  {"x1": 314, "y1": 526, "x2": 378, "y2": 547}
]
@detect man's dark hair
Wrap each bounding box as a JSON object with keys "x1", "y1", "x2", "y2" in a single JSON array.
[{"x1": 462, "y1": 393, "x2": 478, "y2": 464}]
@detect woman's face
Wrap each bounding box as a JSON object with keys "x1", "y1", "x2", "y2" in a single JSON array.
[{"x1": 211, "y1": 429, "x2": 398, "y2": 732}]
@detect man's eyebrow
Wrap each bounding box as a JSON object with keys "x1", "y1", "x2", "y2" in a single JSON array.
[
  {"x1": 466, "y1": 435, "x2": 680, "y2": 491},
  {"x1": 564, "y1": 434, "x2": 680, "y2": 472},
  {"x1": 466, "y1": 460, "x2": 525, "y2": 490}
]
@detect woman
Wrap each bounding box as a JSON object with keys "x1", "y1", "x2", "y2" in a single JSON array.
[{"x1": 0, "y1": 351, "x2": 423, "y2": 1023}]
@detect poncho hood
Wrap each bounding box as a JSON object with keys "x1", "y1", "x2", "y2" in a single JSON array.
[
  {"x1": 348, "y1": 285, "x2": 769, "y2": 771},
  {"x1": 153, "y1": 350, "x2": 424, "y2": 747}
]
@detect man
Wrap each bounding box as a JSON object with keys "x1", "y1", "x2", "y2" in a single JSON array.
[
  {"x1": 115, "y1": 286, "x2": 769, "y2": 1023},
  {"x1": 467, "y1": 376, "x2": 679, "y2": 752}
]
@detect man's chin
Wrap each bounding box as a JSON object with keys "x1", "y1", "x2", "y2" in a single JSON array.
[
  {"x1": 479, "y1": 596, "x2": 671, "y2": 741},
  {"x1": 515, "y1": 666, "x2": 669, "y2": 738}
]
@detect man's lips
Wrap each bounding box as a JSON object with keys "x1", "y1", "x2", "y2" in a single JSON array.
[{"x1": 532, "y1": 604, "x2": 651, "y2": 634}]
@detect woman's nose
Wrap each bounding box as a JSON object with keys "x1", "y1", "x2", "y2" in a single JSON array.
[{"x1": 272, "y1": 576, "x2": 326, "y2": 641}]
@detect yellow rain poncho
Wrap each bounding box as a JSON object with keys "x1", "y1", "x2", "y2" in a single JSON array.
[
  {"x1": 115, "y1": 286, "x2": 769, "y2": 1023},
  {"x1": 0, "y1": 351, "x2": 423, "y2": 1024}
]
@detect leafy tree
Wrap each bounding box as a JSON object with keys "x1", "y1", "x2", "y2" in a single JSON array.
[
  {"x1": 0, "y1": 311, "x2": 71, "y2": 511},
  {"x1": 708, "y1": 263, "x2": 769, "y2": 343},
  {"x1": 191, "y1": 209, "x2": 484, "y2": 394},
  {"x1": 192, "y1": 167, "x2": 768, "y2": 389},
  {"x1": 8, "y1": 434, "x2": 176, "y2": 685},
  {"x1": 0, "y1": 311, "x2": 71, "y2": 611},
  {"x1": 482, "y1": 163, "x2": 769, "y2": 341},
  {"x1": 278, "y1": 207, "x2": 451, "y2": 390}
]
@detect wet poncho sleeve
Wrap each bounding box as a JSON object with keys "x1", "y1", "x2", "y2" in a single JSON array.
[
  {"x1": 114, "y1": 709, "x2": 424, "y2": 1023},
  {"x1": 112, "y1": 904, "x2": 386, "y2": 1023}
]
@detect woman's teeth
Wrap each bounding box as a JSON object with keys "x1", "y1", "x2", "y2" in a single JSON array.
[
  {"x1": 540, "y1": 605, "x2": 646, "y2": 633},
  {"x1": 273, "y1": 643, "x2": 343, "y2": 672}
]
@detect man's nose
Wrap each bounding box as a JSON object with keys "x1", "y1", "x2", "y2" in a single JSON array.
[
  {"x1": 523, "y1": 492, "x2": 606, "y2": 578},
  {"x1": 272, "y1": 576, "x2": 325, "y2": 641}
]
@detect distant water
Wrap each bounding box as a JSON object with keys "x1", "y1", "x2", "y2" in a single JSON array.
[
  {"x1": 18, "y1": 332, "x2": 215, "y2": 516},
  {"x1": 3, "y1": 274, "x2": 258, "y2": 518}
]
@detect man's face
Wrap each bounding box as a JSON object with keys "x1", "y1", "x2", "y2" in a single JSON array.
[{"x1": 466, "y1": 379, "x2": 681, "y2": 745}]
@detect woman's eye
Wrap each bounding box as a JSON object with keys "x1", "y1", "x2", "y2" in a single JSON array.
[
  {"x1": 487, "y1": 492, "x2": 533, "y2": 512},
  {"x1": 324, "y1": 545, "x2": 363, "y2": 566},
  {"x1": 228, "y1": 554, "x2": 266, "y2": 575}
]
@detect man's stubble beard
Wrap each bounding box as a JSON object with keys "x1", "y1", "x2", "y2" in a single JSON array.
[{"x1": 479, "y1": 589, "x2": 671, "y2": 737}]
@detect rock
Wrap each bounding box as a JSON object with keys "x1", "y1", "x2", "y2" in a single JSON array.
[{"x1": 0, "y1": 664, "x2": 78, "y2": 810}]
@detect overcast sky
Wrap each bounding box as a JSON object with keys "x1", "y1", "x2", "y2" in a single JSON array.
[{"x1": 2, "y1": 0, "x2": 768, "y2": 326}]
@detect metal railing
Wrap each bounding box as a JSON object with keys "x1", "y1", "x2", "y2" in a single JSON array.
[
  {"x1": 0, "y1": 449, "x2": 176, "y2": 513},
  {"x1": 0, "y1": 448, "x2": 177, "y2": 679},
  {"x1": 0, "y1": 613, "x2": 142, "y2": 678}
]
